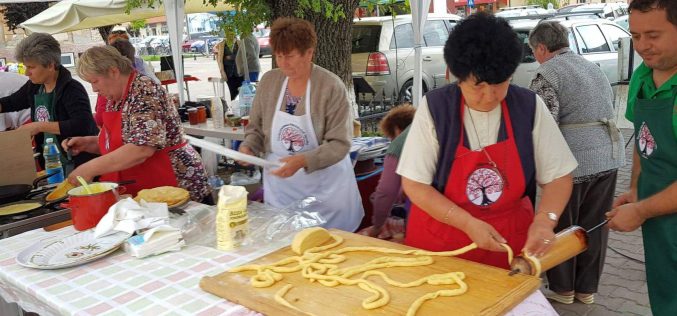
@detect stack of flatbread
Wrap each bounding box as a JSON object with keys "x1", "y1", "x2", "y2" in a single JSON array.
[{"x1": 135, "y1": 186, "x2": 190, "y2": 208}]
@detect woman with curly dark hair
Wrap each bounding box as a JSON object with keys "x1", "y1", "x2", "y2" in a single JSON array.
[{"x1": 397, "y1": 12, "x2": 577, "y2": 269}]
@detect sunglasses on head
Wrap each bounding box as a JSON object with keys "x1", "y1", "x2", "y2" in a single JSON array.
[{"x1": 111, "y1": 30, "x2": 126, "y2": 35}]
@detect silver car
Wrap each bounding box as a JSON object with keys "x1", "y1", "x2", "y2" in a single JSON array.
[
  {"x1": 351, "y1": 13, "x2": 462, "y2": 102},
  {"x1": 510, "y1": 17, "x2": 636, "y2": 89}
]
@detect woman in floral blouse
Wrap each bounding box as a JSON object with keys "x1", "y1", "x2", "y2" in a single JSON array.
[{"x1": 63, "y1": 46, "x2": 210, "y2": 202}]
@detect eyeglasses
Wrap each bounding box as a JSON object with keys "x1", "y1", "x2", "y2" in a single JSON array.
[{"x1": 111, "y1": 30, "x2": 127, "y2": 35}]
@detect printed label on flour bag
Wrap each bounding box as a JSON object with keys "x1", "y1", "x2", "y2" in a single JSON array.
[{"x1": 216, "y1": 185, "x2": 249, "y2": 251}]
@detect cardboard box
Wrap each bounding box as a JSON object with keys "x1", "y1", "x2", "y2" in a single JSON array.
[{"x1": 0, "y1": 129, "x2": 37, "y2": 185}]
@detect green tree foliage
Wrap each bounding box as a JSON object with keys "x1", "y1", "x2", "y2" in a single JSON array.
[
  {"x1": 359, "y1": 0, "x2": 410, "y2": 17},
  {"x1": 0, "y1": 2, "x2": 51, "y2": 32},
  {"x1": 130, "y1": 19, "x2": 147, "y2": 35},
  {"x1": 525, "y1": 0, "x2": 559, "y2": 9}
]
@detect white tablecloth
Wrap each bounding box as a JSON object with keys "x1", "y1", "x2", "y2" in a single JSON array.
[{"x1": 0, "y1": 206, "x2": 558, "y2": 316}]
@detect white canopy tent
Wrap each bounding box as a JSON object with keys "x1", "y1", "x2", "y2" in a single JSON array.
[
  {"x1": 410, "y1": 0, "x2": 431, "y2": 108},
  {"x1": 19, "y1": 0, "x2": 233, "y2": 105}
]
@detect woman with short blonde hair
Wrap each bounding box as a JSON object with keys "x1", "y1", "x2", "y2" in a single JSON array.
[{"x1": 65, "y1": 46, "x2": 210, "y2": 202}]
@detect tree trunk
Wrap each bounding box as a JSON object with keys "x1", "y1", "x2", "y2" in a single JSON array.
[
  {"x1": 98, "y1": 25, "x2": 114, "y2": 44},
  {"x1": 481, "y1": 187, "x2": 490, "y2": 206}
]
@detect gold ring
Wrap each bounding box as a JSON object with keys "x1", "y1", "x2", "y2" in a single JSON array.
[{"x1": 542, "y1": 238, "x2": 552, "y2": 244}]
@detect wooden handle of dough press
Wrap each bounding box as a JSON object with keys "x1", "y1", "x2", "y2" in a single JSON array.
[{"x1": 43, "y1": 220, "x2": 73, "y2": 232}]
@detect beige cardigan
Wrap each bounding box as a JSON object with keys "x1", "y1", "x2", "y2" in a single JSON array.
[{"x1": 242, "y1": 64, "x2": 352, "y2": 172}]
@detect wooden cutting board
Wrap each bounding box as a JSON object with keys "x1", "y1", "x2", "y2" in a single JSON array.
[{"x1": 200, "y1": 230, "x2": 541, "y2": 316}]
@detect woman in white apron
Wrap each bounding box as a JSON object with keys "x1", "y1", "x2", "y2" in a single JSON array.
[{"x1": 239, "y1": 17, "x2": 363, "y2": 232}]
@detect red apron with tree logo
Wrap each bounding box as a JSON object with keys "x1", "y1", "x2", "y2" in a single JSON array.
[
  {"x1": 98, "y1": 71, "x2": 184, "y2": 196},
  {"x1": 405, "y1": 97, "x2": 534, "y2": 269}
]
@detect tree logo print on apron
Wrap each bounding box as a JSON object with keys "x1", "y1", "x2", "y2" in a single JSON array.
[
  {"x1": 35, "y1": 105, "x2": 50, "y2": 122},
  {"x1": 466, "y1": 165, "x2": 504, "y2": 207},
  {"x1": 638, "y1": 122, "x2": 657, "y2": 158},
  {"x1": 278, "y1": 123, "x2": 309, "y2": 153}
]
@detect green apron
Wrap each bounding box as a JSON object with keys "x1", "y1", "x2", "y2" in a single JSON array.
[
  {"x1": 634, "y1": 84, "x2": 677, "y2": 316},
  {"x1": 33, "y1": 85, "x2": 68, "y2": 167}
]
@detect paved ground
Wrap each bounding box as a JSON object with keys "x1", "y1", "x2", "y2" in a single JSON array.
[{"x1": 548, "y1": 128, "x2": 652, "y2": 316}]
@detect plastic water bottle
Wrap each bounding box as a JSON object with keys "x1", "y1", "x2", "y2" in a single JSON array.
[
  {"x1": 43, "y1": 138, "x2": 64, "y2": 184},
  {"x1": 211, "y1": 96, "x2": 225, "y2": 128},
  {"x1": 239, "y1": 81, "x2": 256, "y2": 117}
]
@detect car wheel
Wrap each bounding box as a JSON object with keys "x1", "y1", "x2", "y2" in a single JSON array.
[{"x1": 398, "y1": 80, "x2": 426, "y2": 103}]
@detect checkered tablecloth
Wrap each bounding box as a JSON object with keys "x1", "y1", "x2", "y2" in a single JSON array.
[{"x1": 0, "y1": 207, "x2": 557, "y2": 316}]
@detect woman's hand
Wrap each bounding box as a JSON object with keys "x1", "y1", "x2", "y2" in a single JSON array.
[
  {"x1": 367, "y1": 225, "x2": 383, "y2": 238},
  {"x1": 66, "y1": 164, "x2": 96, "y2": 186},
  {"x1": 62, "y1": 136, "x2": 99, "y2": 156},
  {"x1": 523, "y1": 217, "x2": 556, "y2": 257},
  {"x1": 237, "y1": 145, "x2": 254, "y2": 166},
  {"x1": 462, "y1": 217, "x2": 508, "y2": 252},
  {"x1": 271, "y1": 155, "x2": 307, "y2": 178}
]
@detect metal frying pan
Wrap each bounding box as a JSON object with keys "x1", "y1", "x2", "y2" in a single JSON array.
[{"x1": 0, "y1": 173, "x2": 56, "y2": 205}]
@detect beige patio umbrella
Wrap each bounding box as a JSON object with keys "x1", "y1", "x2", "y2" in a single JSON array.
[
  {"x1": 20, "y1": 0, "x2": 233, "y2": 105},
  {"x1": 20, "y1": 0, "x2": 232, "y2": 34}
]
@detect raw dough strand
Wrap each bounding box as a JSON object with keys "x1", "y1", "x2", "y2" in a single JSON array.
[{"x1": 406, "y1": 272, "x2": 469, "y2": 316}]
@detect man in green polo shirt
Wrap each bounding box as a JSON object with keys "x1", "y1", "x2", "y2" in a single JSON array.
[{"x1": 606, "y1": 0, "x2": 677, "y2": 315}]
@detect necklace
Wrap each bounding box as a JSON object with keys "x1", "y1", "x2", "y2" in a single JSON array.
[{"x1": 466, "y1": 104, "x2": 498, "y2": 168}]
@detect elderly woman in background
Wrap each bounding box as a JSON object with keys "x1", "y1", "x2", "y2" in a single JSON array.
[
  {"x1": 529, "y1": 21, "x2": 624, "y2": 305},
  {"x1": 63, "y1": 46, "x2": 210, "y2": 202},
  {"x1": 107, "y1": 28, "x2": 159, "y2": 83},
  {"x1": 0, "y1": 33, "x2": 98, "y2": 170},
  {"x1": 239, "y1": 17, "x2": 363, "y2": 231},
  {"x1": 94, "y1": 39, "x2": 139, "y2": 128},
  {"x1": 361, "y1": 105, "x2": 416, "y2": 240},
  {"x1": 398, "y1": 13, "x2": 577, "y2": 269}
]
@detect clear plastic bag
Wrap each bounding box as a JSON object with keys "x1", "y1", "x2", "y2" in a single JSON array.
[
  {"x1": 241, "y1": 197, "x2": 326, "y2": 247},
  {"x1": 175, "y1": 198, "x2": 326, "y2": 249}
]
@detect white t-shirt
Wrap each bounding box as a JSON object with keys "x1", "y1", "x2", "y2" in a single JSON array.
[
  {"x1": 396, "y1": 95, "x2": 577, "y2": 186},
  {"x1": 0, "y1": 72, "x2": 31, "y2": 131}
]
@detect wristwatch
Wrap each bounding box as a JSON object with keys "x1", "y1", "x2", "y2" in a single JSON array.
[{"x1": 540, "y1": 211, "x2": 558, "y2": 222}]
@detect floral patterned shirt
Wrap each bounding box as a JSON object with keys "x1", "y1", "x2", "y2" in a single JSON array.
[{"x1": 107, "y1": 74, "x2": 210, "y2": 200}]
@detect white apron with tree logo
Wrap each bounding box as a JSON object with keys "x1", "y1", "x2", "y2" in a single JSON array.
[{"x1": 263, "y1": 78, "x2": 364, "y2": 232}]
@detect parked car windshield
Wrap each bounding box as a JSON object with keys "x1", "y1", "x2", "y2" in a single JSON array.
[{"x1": 352, "y1": 25, "x2": 381, "y2": 53}]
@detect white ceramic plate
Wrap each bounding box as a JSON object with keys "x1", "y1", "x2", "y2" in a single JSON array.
[
  {"x1": 185, "y1": 135, "x2": 283, "y2": 169},
  {"x1": 16, "y1": 230, "x2": 131, "y2": 269}
]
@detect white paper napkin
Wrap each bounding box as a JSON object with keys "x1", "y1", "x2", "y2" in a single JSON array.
[
  {"x1": 123, "y1": 225, "x2": 185, "y2": 258},
  {"x1": 94, "y1": 197, "x2": 169, "y2": 238}
]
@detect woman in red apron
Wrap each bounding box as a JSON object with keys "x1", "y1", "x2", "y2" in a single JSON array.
[
  {"x1": 399, "y1": 13, "x2": 577, "y2": 269},
  {"x1": 62, "y1": 46, "x2": 210, "y2": 202}
]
